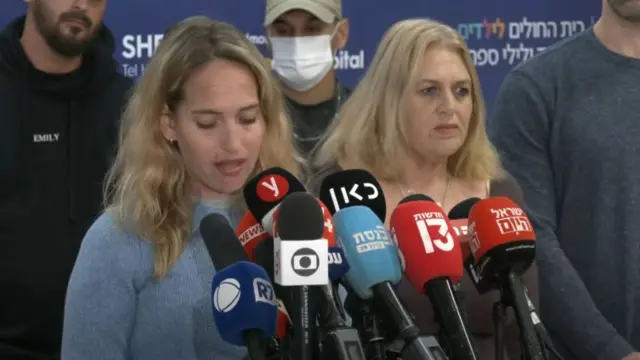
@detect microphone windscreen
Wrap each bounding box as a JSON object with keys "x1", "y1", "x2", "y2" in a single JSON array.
[
  {"x1": 318, "y1": 169, "x2": 386, "y2": 221},
  {"x1": 399, "y1": 193, "x2": 433, "y2": 204},
  {"x1": 211, "y1": 261, "x2": 278, "y2": 346},
  {"x1": 333, "y1": 206, "x2": 401, "y2": 299},
  {"x1": 243, "y1": 167, "x2": 306, "y2": 221},
  {"x1": 276, "y1": 192, "x2": 325, "y2": 240},
  {"x1": 389, "y1": 200, "x2": 463, "y2": 290},
  {"x1": 199, "y1": 213, "x2": 248, "y2": 270},
  {"x1": 448, "y1": 197, "x2": 482, "y2": 220},
  {"x1": 236, "y1": 211, "x2": 269, "y2": 262},
  {"x1": 317, "y1": 199, "x2": 336, "y2": 247},
  {"x1": 447, "y1": 197, "x2": 482, "y2": 259},
  {"x1": 468, "y1": 197, "x2": 536, "y2": 275},
  {"x1": 328, "y1": 246, "x2": 349, "y2": 280}
]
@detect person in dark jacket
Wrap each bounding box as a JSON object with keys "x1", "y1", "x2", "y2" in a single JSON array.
[{"x1": 0, "y1": 0, "x2": 132, "y2": 359}]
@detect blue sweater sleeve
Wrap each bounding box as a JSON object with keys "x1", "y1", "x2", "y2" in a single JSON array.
[
  {"x1": 61, "y1": 213, "x2": 141, "y2": 360},
  {"x1": 489, "y1": 71, "x2": 634, "y2": 360}
]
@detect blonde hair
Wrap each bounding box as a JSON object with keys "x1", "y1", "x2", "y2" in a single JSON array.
[
  {"x1": 313, "y1": 18, "x2": 501, "y2": 182},
  {"x1": 104, "y1": 16, "x2": 301, "y2": 279}
]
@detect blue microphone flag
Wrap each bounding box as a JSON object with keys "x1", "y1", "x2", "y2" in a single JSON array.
[
  {"x1": 211, "y1": 261, "x2": 278, "y2": 346},
  {"x1": 333, "y1": 206, "x2": 402, "y2": 299},
  {"x1": 328, "y1": 246, "x2": 349, "y2": 280}
]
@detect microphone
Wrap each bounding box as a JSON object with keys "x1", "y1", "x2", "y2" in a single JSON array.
[
  {"x1": 318, "y1": 169, "x2": 389, "y2": 360},
  {"x1": 468, "y1": 197, "x2": 544, "y2": 360},
  {"x1": 448, "y1": 198, "x2": 492, "y2": 294},
  {"x1": 236, "y1": 217, "x2": 292, "y2": 348},
  {"x1": 450, "y1": 198, "x2": 562, "y2": 360},
  {"x1": 318, "y1": 198, "x2": 351, "y2": 323},
  {"x1": 318, "y1": 169, "x2": 386, "y2": 220},
  {"x1": 333, "y1": 205, "x2": 447, "y2": 360},
  {"x1": 236, "y1": 211, "x2": 270, "y2": 262},
  {"x1": 390, "y1": 195, "x2": 478, "y2": 360},
  {"x1": 272, "y1": 192, "x2": 325, "y2": 360},
  {"x1": 328, "y1": 246, "x2": 349, "y2": 281},
  {"x1": 276, "y1": 192, "x2": 366, "y2": 360},
  {"x1": 243, "y1": 166, "x2": 307, "y2": 233},
  {"x1": 199, "y1": 214, "x2": 277, "y2": 360}
]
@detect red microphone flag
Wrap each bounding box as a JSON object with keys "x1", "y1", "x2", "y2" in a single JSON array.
[
  {"x1": 235, "y1": 212, "x2": 270, "y2": 262},
  {"x1": 467, "y1": 197, "x2": 536, "y2": 278},
  {"x1": 236, "y1": 212, "x2": 292, "y2": 340},
  {"x1": 467, "y1": 196, "x2": 535, "y2": 261},
  {"x1": 389, "y1": 200, "x2": 464, "y2": 291},
  {"x1": 317, "y1": 198, "x2": 336, "y2": 247}
]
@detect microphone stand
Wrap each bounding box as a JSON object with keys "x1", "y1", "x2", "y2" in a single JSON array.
[
  {"x1": 493, "y1": 301, "x2": 506, "y2": 360},
  {"x1": 318, "y1": 288, "x2": 367, "y2": 360},
  {"x1": 346, "y1": 296, "x2": 386, "y2": 360},
  {"x1": 501, "y1": 272, "x2": 545, "y2": 360}
]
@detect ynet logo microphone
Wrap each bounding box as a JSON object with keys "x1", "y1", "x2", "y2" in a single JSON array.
[
  {"x1": 256, "y1": 174, "x2": 289, "y2": 202},
  {"x1": 274, "y1": 238, "x2": 328, "y2": 286},
  {"x1": 211, "y1": 262, "x2": 278, "y2": 346}
]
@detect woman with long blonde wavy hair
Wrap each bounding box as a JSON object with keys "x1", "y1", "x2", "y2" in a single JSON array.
[
  {"x1": 309, "y1": 18, "x2": 538, "y2": 359},
  {"x1": 61, "y1": 16, "x2": 300, "y2": 360}
]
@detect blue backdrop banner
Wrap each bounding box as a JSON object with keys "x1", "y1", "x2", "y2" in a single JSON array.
[{"x1": 0, "y1": 1, "x2": 599, "y2": 106}]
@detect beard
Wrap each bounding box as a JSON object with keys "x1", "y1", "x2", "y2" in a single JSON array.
[
  {"x1": 32, "y1": 0, "x2": 101, "y2": 58},
  {"x1": 607, "y1": 0, "x2": 640, "y2": 23}
]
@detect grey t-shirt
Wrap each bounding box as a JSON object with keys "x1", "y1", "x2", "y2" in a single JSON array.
[{"x1": 489, "y1": 27, "x2": 640, "y2": 360}]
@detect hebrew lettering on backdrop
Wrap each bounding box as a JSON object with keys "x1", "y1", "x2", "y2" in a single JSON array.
[
  {"x1": 457, "y1": 22, "x2": 484, "y2": 40},
  {"x1": 502, "y1": 42, "x2": 534, "y2": 65},
  {"x1": 482, "y1": 17, "x2": 505, "y2": 39},
  {"x1": 560, "y1": 20, "x2": 585, "y2": 37},
  {"x1": 507, "y1": 17, "x2": 586, "y2": 40},
  {"x1": 468, "y1": 48, "x2": 501, "y2": 67}
]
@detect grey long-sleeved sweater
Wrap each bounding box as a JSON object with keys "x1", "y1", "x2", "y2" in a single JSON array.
[{"x1": 489, "y1": 27, "x2": 640, "y2": 360}]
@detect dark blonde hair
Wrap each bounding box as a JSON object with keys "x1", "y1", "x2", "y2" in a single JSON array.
[
  {"x1": 105, "y1": 16, "x2": 301, "y2": 279},
  {"x1": 313, "y1": 18, "x2": 502, "y2": 182}
]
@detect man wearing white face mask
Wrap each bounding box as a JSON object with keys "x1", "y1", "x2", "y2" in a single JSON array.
[{"x1": 264, "y1": 0, "x2": 350, "y2": 158}]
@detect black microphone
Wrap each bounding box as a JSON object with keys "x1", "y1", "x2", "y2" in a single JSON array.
[
  {"x1": 319, "y1": 169, "x2": 388, "y2": 359},
  {"x1": 275, "y1": 192, "x2": 366, "y2": 360},
  {"x1": 243, "y1": 169, "x2": 318, "y2": 360}
]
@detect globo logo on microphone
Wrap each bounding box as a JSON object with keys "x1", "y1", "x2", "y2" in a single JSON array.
[
  {"x1": 274, "y1": 238, "x2": 329, "y2": 287},
  {"x1": 291, "y1": 247, "x2": 319, "y2": 276}
]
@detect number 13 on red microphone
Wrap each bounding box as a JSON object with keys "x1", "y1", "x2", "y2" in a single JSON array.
[{"x1": 415, "y1": 215, "x2": 455, "y2": 253}]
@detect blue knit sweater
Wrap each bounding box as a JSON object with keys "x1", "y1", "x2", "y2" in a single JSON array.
[{"x1": 61, "y1": 200, "x2": 248, "y2": 360}]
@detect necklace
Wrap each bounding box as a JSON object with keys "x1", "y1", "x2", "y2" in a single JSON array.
[
  {"x1": 292, "y1": 85, "x2": 343, "y2": 143},
  {"x1": 399, "y1": 175, "x2": 451, "y2": 208}
]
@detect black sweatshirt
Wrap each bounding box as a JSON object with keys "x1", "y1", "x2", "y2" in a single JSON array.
[{"x1": 0, "y1": 16, "x2": 132, "y2": 359}]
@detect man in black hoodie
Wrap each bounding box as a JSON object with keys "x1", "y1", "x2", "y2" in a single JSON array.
[{"x1": 0, "y1": 1, "x2": 131, "y2": 359}]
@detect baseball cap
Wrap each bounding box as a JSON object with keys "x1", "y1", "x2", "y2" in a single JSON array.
[{"x1": 264, "y1": 0, "x2": 342, "y2": 26}]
